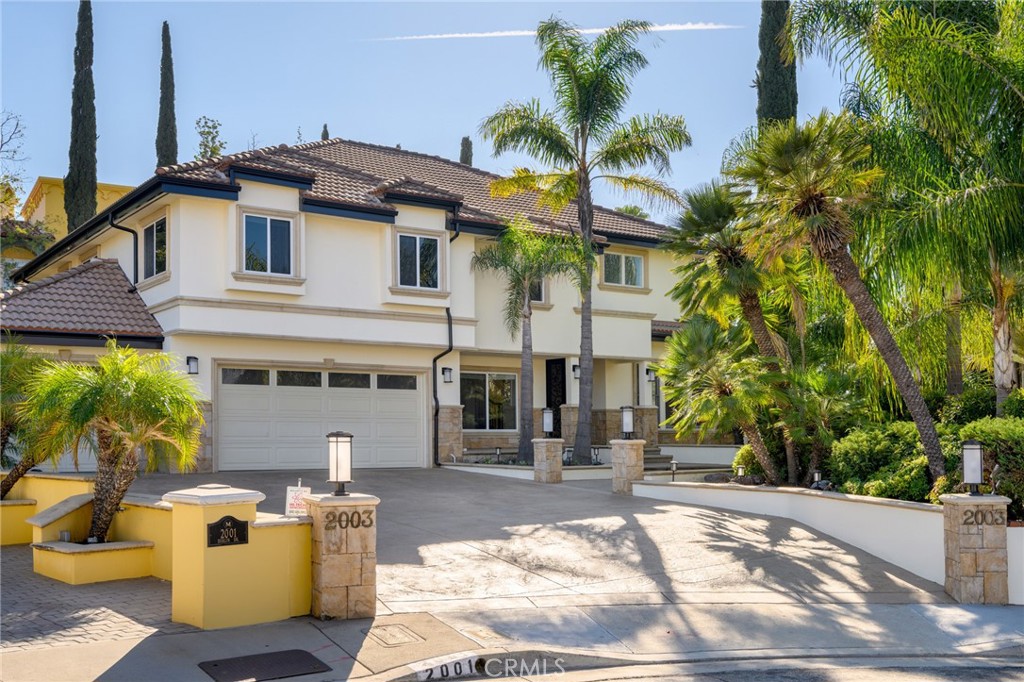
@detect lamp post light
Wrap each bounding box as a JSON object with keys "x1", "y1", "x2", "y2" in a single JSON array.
[
  {"x1": 620, "y1": 405, "x2": 634, "y2": 439},
  {"x1": 670, "y1": 460, "x2": 678, "y2": 482},
  {"x1": 736, "y1": 465, "x2": 746, "y2": 478},
  {"x1": 813, "y1": 470, "x2": 822, "y2": 484},
  {"x1": 441, "y1": 367, "x2": 453, "y2": 384},
  {"x1": 542, "y1": 407, "x2": 554, "y2": 438},
  {"x1": 963, "y1": 439, "x2": 984, "y2": 496},
  {"x1": 326, "y1": 431, "x2": 353, "y2": 496}
]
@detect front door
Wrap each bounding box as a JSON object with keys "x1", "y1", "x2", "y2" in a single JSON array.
[{"x1": 545, "y1": 358, "x2": 566, "y2": 436}]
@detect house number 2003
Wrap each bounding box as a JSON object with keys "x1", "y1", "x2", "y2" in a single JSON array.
[
  {"x1": 324, "y1": 510, "x2": 374, "y2": 530},
  {"x1": 962, "y1": 509, "x2": 1005, "y2": 526}
]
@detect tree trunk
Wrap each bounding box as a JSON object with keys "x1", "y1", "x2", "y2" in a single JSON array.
[
  {"x1": 818, "y1": 242, "x2": 944, "y2": 481},
  {"x1": 803, "y1": 438, "x2": 825, "y2": 487},
  {"x1": 519, "y1": 299, "x2": 535, "y2": 463},
  {"x1": 0, "y1": 453, "x2": 35, "y2": 499},
  {"x1": 740, "y1": 422, "x2": 781, "y2": 485},
  {"x1": 573, "y1": 175, "x2": 595, "y2": 463},
  {"x1": 991, "y1": 251, "x2": 1016, "y2": 414},
  {"x1": 945, "y1": 281, "x2": 963, "y2": 396},
  {"x1": 89, "y1": 432, "x2": 139, "y2": 541}
]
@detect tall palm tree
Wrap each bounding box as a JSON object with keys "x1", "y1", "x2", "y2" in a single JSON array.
[
  {"x1": 20, "y1": 340, "x2": 204, "y2": 541},
  {"x1": 659, "y1": 316, "x2": 783, "y2": 484},
  {"x1": 472, "y1": 218, "x2": 587, "y2": 462},
  {"x1": 0, "y1": 338, "x2": 46, "y2": 499},
  {"x1": 481, "y1": 17, "x2": 691, "y2": 460},
  {"x1": 727, "y1": 111, "x2": 945, "y2": 481}
]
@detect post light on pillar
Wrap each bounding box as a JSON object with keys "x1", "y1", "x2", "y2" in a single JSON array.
[
  {"x1": 441, "y1": 367, "x2": 453, "y2": 383},
  {"x1": 963, "y1": 440, "x2": 983, "y2": 496},
  {"x1": 813, "y1": 470, "x2": 822, "y2": 484},
  {"x1": 326, "y1": 431, "x2": 353, "y2": 496},
  {"x1": 542, "y1": 407, "x2": 554, "y2": 438},
  {"x1": 670, "y1": 460, "x2": 678, "y2": 482},
  {"x1": 736, "y1": 465, "x2": 746, "y2": 478},
  {"x1": 572, "y1": 364, "x2": 580, "y2": 380},
  {"x1": 620, "y1": 405, "x2": 634, "y2": 439},
  {"x1": 186, "y1": 356, "x2": 199, "y2": 375}
]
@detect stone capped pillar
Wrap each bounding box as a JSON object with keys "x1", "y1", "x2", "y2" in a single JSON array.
[
  {"x1": 560, "y1": 405, "x2": 579, "y2": 445},
  {"x1": 305, "y1": 493, "x2": 380, "y2": 620},
  {"x1": 437, "y1": 405, "x2": 463, "y2": 464},
  {"x1": 533, "y1": 438, "x2": 564, "y2": 484},
  {"x1": 611, "y1": 439, "x2": 645, "y2": 495},
  {"x1": 940, "y1": 494, "x2": 1010, "y2": 604},
  {"x1": 634, "y1": 407, "x2": 659, "y2": 447}
]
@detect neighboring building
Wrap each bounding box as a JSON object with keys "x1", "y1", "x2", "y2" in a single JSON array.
[
  {"x1": 20, "y1": 176, "x2": 134, "y2": 238},
  {"x1": 6, "y1": 139, "x2": 683, "y2": 472},
  {"x1": 1, "y1": 218, "x2": 54, "y2": 289}
]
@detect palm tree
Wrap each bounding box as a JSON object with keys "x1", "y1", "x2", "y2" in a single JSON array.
[
  {"x1": 0, "y1": 338, "x2": 46, "y2": 499},
  {"x1": 472, "y1": 218, "x2": 587, "y2": 462},
  {"x1": 727, "y1": 111, "x2": 945, "y2": 481},
  {"x1": 20, "y1": 340, "x2": 204, "y2": 541},
  {"x1": 480, "y1": 17, "x2": 691, "y2": 460},
  {"x1": 659, "y1": 315, "x2": 783, "y2": 485},
  {"x1": 785, "y1": 367, "x2": 864, "y2": 485}
]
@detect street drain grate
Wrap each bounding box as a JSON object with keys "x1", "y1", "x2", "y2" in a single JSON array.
[{"x1": 198, "y1": 649, "x2": 331, "y2": 682}]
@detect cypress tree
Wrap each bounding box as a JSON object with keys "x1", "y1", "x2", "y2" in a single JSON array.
[
  {"x1": 156, "y1": 21, "x2": 177, "y2": 167},
  {"x1": 755, "y1": 0, "x2": 797, "y2": 125},
  {"x1": 459, "y1": 136, "x2": 472, "y2": 165},
  {"x1": 321, "y1": 124, "x2": 330, "y2": 141},
  {"x1": 64, "y1": 0, "x2": 97, "y2": 232}
]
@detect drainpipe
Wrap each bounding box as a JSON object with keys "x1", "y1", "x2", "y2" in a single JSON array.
[
  {"x1": 430, "y1": 208, "x2": 462, "y2": 467},
  {"x1": 108, "y1": 216, "x2": 139, "y2": 290}
]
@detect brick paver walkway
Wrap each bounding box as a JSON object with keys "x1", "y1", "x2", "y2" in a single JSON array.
[{"x1": 0, "y1": 545, "x2": 196, "y2": 652}]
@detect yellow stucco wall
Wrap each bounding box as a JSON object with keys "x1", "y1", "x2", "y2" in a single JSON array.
[
  {"x1": 20, "y1": 177, "x2": 134, "y2": 238},
  {"x1": 33, "y1": 543, "x2": 154, "y2": 585}
]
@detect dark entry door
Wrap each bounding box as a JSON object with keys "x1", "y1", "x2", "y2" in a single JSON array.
[{"x1": 545, "y1": 358, "x2": 566, "y2": 436}]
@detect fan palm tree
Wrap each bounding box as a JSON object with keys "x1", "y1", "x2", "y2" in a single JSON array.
[
  {"x1": 480, "y1": 17, "x2": 691, "y2": 460},
  {"x1": 0, "y1": 338, "x2": 46, "y2": 499},
  {"x1": 727, "y1": 111, "x2": 945, "y2": 481},
  {"x1": 20, "y1": 340, "x2": 204, "y2": 541},
  {"x1": 472, "y1": 218, "x2": 587, "y2": 462},
  {"x1": 659, "y1": 315, "x2": 783, "y2": 484}
]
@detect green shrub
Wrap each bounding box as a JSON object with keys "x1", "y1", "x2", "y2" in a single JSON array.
[
  {"x1": 939, "y1": 383, "x2": 996, "y2": 425},
  {"x1": 1002, "y1": 389, "x2": 1024, "y2": 418},
  {"x1": 928, "y1": 473, "x2": 962, "y2": 504},
  {"x1": 828, "y1": 422, "x2": 921, "y2": 484},
  {"x1": 861, "y1": 455, "x2": 931, "y2": 502},
  {"x1": 732, "y1": 444, "x2": 765, "y2": 478},
  {"x1": 959, "y1": 416, "x2": 1024, "y2": 520}
]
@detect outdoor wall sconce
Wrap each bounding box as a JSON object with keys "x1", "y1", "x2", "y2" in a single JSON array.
[
  {"x1": 441, "y1": 367, "x2": 453, "y2": 383},
  {"x1": 326, "y1": 431, "x2": 353, "y2": 496},
  {"x1": 620, "y1": 405, "x2": 634, "y2": 439},
  {"x1": 646, "y1": 367, "x2": 657, "y2": 382},
  {"x1": 186, "y1": 356, "x2": 199, "y2": 375},
  {"x1": 963, "y1": 439, "x2": 983, "y2": 496},
  {"x1": 572, "y1": 364, "x2": 580, "y2": 380},
  {"x1": 670, "y1": 460, "x2": 678, "y2": 482},
  {"x1": 737, "y1": 465, "x2": 746, "y2": 477},
  {"x1": 542, "y1": 407, "x2": 554, "y2": 438}
]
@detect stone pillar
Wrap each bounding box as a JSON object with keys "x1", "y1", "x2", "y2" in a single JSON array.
[
  {"x1": 305, "y1": 493, "x2": 380, "y2": 620},
  {"x1": 611, "y1": 439, "x2": 645, "y2": 495},
  {"x1": 634, "y1": 407, "x2": 659, "y2": 447},
  {"x1": 163, "y1": 484, "x2": 265, "y2": 629},
  {"x1": 940, "y1": 494, "x2": 1010, "y2": 605},
  {"x1": 560, "y1": 405, "x2": 579, "y2": 444},
  {"x1": 437, "y1": 405, "x2": 463, "y2": 464},
  {"x1": 533, "y1": 439, "x2": 564, "y2": 484}
]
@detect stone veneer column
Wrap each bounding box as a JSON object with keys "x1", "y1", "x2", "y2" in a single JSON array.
[
  {"x1": 437, "y1": 405, "x2": 463, "y2": 464},
  {"x1": 940, "y1": 494, "x2": 1010, "y2": 604},
  {"x1": 634, "y1": 407, "x2": 659, "y2": 447},
  {"x1": 305, "y1": 493, "x2": 381, "y2": 619},
  {"x1": 532, "y1": 438, "x2": 564, "y2": 484},
  {"x1": 611, "y1": 439, "x2": 645, "y2": 495},
  {"x1": 559, "y1": 405, "x2": 579, "y2": 445}
]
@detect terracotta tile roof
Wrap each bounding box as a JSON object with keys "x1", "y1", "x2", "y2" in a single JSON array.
[
  {"x1": 156, "y1": 138, "x2": 670, "y2": 242},
  {"x1": 1, "y1": 259, "x2": 164, "y2": 338},
  {"x1": 652, "y1": 319, "x2": 682, "y2": 340}
]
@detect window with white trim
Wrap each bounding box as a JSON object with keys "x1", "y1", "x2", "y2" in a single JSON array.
[
  {"x1": 528, "y1": 279, "x2": 544, "y2": 303},
  {"x1": 397, "y1": 233, "x2": 439, "y2": 289},
  {"x1": 243, "y1": 214, "x2": 292, "y2": 275},
  {"x1": 461, "y1": 372, "x2": 517, "y2": 430},
  {"x1": 143, "y1": 217, "x2": 167, "y2": 279},
  {"x1": 603, "y1": 253, "x2": 643, "y2": 287}
]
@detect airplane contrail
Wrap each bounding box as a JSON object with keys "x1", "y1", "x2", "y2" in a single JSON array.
[{"x1": 373, "y1": 22, "x2": 740, "y2": 42}]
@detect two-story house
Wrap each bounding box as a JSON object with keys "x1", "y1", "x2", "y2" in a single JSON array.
[{"x1": 3, "y1": 138, "x2": 684, "y2": 473}]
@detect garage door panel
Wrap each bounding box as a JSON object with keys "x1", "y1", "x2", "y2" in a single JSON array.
[
  {"x1": 276, "y1": 394, "x2": 325, "y2": 413},
  {"x1": 220, "y1": 392, "x2": 271, "y2": 413},
  {"x1": 327, "y1": 396, "x2": 373, "y2": 415},
  {"x1": 220, "y1": 447, "x2": 272, "y2": 470},
  {"x1": 373, "y1": 446, "x2": 420, "y2": 466},
  {"x1": 221, "y1": 419, "x2": 273, "y2": 438},
  {"x1": 373, "y1": 421, "x2": 419, "y2": 439},
  {"x1": 275, "y1": 447, "x2": 326, "y2": 467},
  {"x1": 275, "y1": 421, "x2": 326, "y2": 438}
]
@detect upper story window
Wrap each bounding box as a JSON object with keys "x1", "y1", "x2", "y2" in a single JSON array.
[
  {"x1": 398, "y1": 233, "x2": 439, "y2": 289},
  {"x1": 143, "y1": 217, "x2": 167, "y2": 280},
  {"x1": 244, "y1": 214, "x2": 292, "y2": 276},
  {"x1": 603, "y1": 252, "x2": 644, "y2": 288},
  {"x1": 529, "y1": 279, "x2": 544, "y2": 303}
]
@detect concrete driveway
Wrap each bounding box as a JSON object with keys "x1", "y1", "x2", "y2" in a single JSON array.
[{"x1": 126, "y1": 467, "x2": 950, "y2": 614}]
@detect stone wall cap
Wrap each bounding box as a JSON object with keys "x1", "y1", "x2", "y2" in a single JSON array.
[
  {"x1": 162, "y1": 486, "x2": 266, "y2": 506},
  {"x1": 23, "y1": 471, "x2": 95, "y2": 482},
  {"x1": 304, "y1": 492, "x2": 380, "y2": 507},
  {"x1": 609, "y1": 439, "x2": 647, "y2": 445},
  {"x1": 25, "y1": 493, "x2": 93, "y2": 527},
  {"x1": 32, "y1": 539, "x2": 154, "y2": 554},
  {"x1": 121, "y1": 494, "x2": 172, "y2": 511},
  {"x1": 0, "y1": 498, "x2": 36, "y2": 506},
  {"x1": 531, "y1": 438, "x2": 566, "y2": 443},
  {"x1": 939, "y1": 494, "x2": 1012, "y2": 505},
  {"x1": 253, "y1": 512, "x2": 312, "y2": 527}
]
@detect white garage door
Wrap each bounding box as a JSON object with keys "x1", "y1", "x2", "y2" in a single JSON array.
[{"x1": 217, "y1": 367, "x2": 425, "y2": 470}]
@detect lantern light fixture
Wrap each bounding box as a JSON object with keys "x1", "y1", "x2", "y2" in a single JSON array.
[
  {"x1": 441, "y1": 367, "x2": 453, "y2": 384},
  {"x1": 963, "y1": 440, "x2": 983, "y2": 496},
  {"x1": 620, "y1": 405, "x2": 634, "y2": 439},
  {"x1": 670, "y1": 460, "x2": 678, "y2": 482},
  {"x1": 572, "y1": 364, "x2": 580, "y2": 380},
  {"x1": 326, "y1": 431, "x2": 353, "y2": 496},
  {"x1": 542, "y1": 407, "x2": 554, "y2": 438},
  {"x1": 813, "y1": 470, "x2": 822, "y2": 483},
  {"x1": 186, "y1": 356, "x2": 199, "y2": 375},
  {"x1": 646, "y1": 367, "x2": 657, "y2": 383},
  {"x1": 736, "y1": 464, "x2": 746, "y2": 477}
]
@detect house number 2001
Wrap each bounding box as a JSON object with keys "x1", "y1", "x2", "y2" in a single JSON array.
[
  {"x1": 324, "y1": 510, "x2": 374, "y2": 531},
  {"x1": 962, "y1": 509, "x2": 1005, "y2": 526}
]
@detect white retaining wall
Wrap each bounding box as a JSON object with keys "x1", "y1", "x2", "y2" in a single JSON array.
[
  {"x1": 1009, "y1": 527, "x2": 1024, "y2": 605},
  {"x1": 660, "y1": 444, "x2": 738, "y2": 466}
]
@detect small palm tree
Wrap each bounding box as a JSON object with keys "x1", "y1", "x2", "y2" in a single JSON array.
[
  {"x1": 659, "y1": 316, "x2": 783, "y2": 485},
  {"x1": 727, "y1": 111, "x2": 945, "y2": 481},
  {"x1": 784, "y1": 367, "x2": 865, "y2": 485},
  {"x1": 20, "y1": 340, "x2": 204, "y2": 541},
  {"x1": 0, "y1": 338, "x2": 46, "y2": 499},
  {"x1": 481, "y1": 17, "x2": 691, "y2": 460},
  {"x1": 472, "y1": 217, "x2": 587, "y2": 462}
]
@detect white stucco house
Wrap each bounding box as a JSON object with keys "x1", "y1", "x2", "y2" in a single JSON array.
[{"x1": 3, "y1": 138, "x2": 691, "y2": 472}]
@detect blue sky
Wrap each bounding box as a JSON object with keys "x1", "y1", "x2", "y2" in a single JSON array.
[{"x1": 2, "y1": 1, "x2": 847, "y2": 222}]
